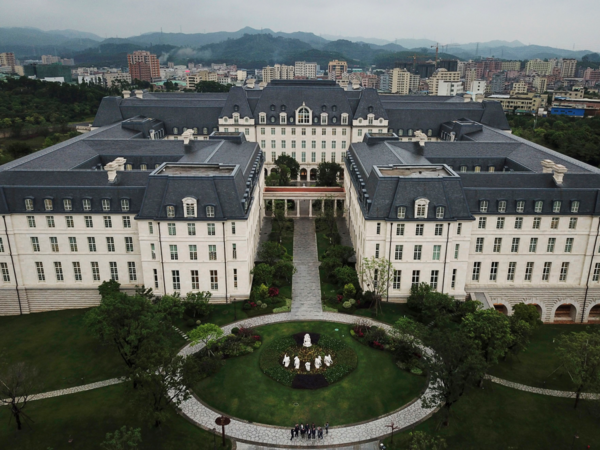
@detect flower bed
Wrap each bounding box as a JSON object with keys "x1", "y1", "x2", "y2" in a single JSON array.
[{"x1": 259, "y1": 333, "x2": 357, "y2": 389}]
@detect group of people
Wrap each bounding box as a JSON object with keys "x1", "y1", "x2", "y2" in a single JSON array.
[{"x1": 290, "y1": 422, "x2": 328, "y2": 440}]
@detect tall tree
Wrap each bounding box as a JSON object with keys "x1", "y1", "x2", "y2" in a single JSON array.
[
  {"x1": 557, "y1": 330, "x2": 600, "y2": 408},
  {"x1": 359, "y1": 256, "x2": 393, "y2": 316},
  {"x1": 275, "y1": 154, "x2": 300, "y2": 180},
  {"x1": 0, "y1": 362, "x2": 39, "y2": 430},
  {"x1": 316, "y1": 161, "x2": 342, "y2": 186},
  {"x1": 188, "y1": 323, "x2": 224, "y2": 357}
]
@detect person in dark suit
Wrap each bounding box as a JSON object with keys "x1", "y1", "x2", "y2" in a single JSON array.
[
  {"x1": 295, "y1": 423, "x2": 299, "y2": 438},
  {"x1": 325, "y1": 421, "x2": 329, "y2": 434},
  {"x1": 318, "y1": 427, "x2": 324, "y2": 439},
  {"x1": 306, "y1": 423, "x2": 310, "y2": 438},
  {"x1": 312, "y1": 425, "x2": 317, "y2": 439},
  {"x1": 290, "y1": 427, "x2": 295, "y2": 440},
  {"x1": 300, "y1": 423, "x2": 305, "y2": 439}
]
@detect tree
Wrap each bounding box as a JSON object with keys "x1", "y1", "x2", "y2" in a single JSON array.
[
  {"x1": 273, "y1": 260, "x2": 296, "y2": 284},
  {"x1": 421, "y1": 328, "x2": 486, "y2": 426},
  {"x1": 275, "y1": 154, "x2": 299, "y2": 180},
  {"x1": 0, "y1": 362, "x2": 39, "y2": 430},
  {"x1": 258, "y1": 241, "x2": 288, "y2": 265},
  {"x1": 188, "y1": 323, "x2": 224, "y2": 357},
  {"x1": 324, "y1": 245, "x2": 355, "y2": 265},
  {"x1": 5, "y1": 142, "x2": 32, "y2": 159},
  {"x1": 251, "y1": 263, "x2": 275, "y2": 286},
  {"x1": 557, "y1": 330, "x2": 600, "y2": 408},
  {"x1": 316, "y1": 161, "x2": 342, "y2": 186},
  {"x1": 184, "y1": 291, "x2": 213, "y2": 318},
  {"x1": 333, "y1": 266, "x2": 360, "y2": 289},
  {"x1": 100, "y1": 426, "x2": 142, "y2": 449},
  {"x1": 271, "y1": 201, "x2": 288, "y2": 242},
  {"x1": 315, "y1": 196, "x2": 340, "y2": 242},
  {"x1": 194, "y1": 81, "x2": 233, "y2": 93},
  {"x1": 359, "y1": 256, "x2": 393, "y2": 316},
  {"x1": 506, "y1": 303, "x2": 542, "y2": 356},
  {"x1": 408, "y1": 431, "x2": 448, "y2": 450}
]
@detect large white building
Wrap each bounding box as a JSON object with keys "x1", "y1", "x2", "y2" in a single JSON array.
[
  {"x1": 295, "y1": 61, "x2": 317, "y2": 79},
  {"x1": 2, "y1": 80, "x2": 600, "y2": 324}
]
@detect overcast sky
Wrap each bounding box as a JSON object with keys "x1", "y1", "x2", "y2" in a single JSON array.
[{"x1": 2, "y1": 0, "x2": 599, "y2": 51}]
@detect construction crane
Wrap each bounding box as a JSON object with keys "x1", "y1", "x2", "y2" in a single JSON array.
[{"x1": 430, "y1": 43, "x2": 459, "y2": 67}]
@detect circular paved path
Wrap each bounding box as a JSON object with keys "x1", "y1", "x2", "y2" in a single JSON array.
[{"x1": 177, "y1": 312, "x2": 438, "y2": 447}]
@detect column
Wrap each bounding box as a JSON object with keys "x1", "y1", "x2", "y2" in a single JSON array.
[
  {"x1": 284, "y1": 199, "x2": 288, "y2": 217},
  {"x1": 297, "y1": 199, "x2": 300, "y2": 217},
  {"x1": 334, "y1": 199, "x2": 337, "y2": 216},
  {"x1": 309, "y1": 200, "x2": 312, "y2": 218},
  {"x1": 321, "y1": 200, "x2": 325, "y2": 214}
]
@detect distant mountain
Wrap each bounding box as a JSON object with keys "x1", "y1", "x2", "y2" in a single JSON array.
[
  {"x1": 46, "y1": 29, "x2": 103, "y2": 41},
  {"x1": 320, "y1": 34, "x2": 393, "y2": 46},
  {"x1": 450, "y1": 44, "x2": 594, "y2": 60}
]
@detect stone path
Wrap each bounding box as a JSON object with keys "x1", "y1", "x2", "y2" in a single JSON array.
[
  {"x1": 485, "y1": 375, "x2": 600, "y2": 400},
  {"x1": 1, "y1": 378, "x2": 123, "y2": 405},
  {"x1": 291, "y1": 219, "x2": 323, "y2": 319}
]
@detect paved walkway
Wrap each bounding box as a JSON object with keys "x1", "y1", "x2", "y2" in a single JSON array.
[
  {"x1": 236, "y1": 441, "x2": 380, "y2": 450},
  {"x1": 485, "y1": 375, "x2": 600, "y2": 400},
  {"x1": 1, "y1": 378, "x2": 123, "y2": 405},
  {"x1": 291, "y1": 219, "x2": 323, "y2": 319}
]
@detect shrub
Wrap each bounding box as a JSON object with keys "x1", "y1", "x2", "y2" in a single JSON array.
[
  {"x1": 257, "y1": 300, "x2": 262, "y2": 306},
  {"x1": 261, "y1": 303, "x2": 268, "y2": 309},
  {"x1": 184, "y1": 291, "x2": 213, "y2": 318},
  {"x1": 251, "y1": 264, "x2": 275, "y2": 287},
  {"x1": 254, "y1": 341, "x2": 262, "y2": 349},
  {"x1": 273, "y1": 260, "x2": 296, "y2": 284},
  {"x1": 365, "y1": 327, "x2": 388, "y2": 346},
  {"x1": 342, "y1": 301, "x2": 352, "y2": 309},
  {"x1": 242, "y1": 302, "x2": 251, "y2": 311},
  {"x1": 349, "y1": 298, "x2": 356, "y2": 305},
  {"x1": 343, "y1": 283, "x2": 356, "y2": 299},
  {"x1": 333, "y1": 266, "x2": 360, "y2": 289},
  {"x1": 320, "y1": 257, "x2": 343, "y2": 280},
  {"x1": 268, "y1": 287, "x2": 279, "y2": 297},
  {"x1": 410, "y1": 367, "x2": 424, "y2": 376},
  {"x1": 231, "y1": 327, "x2": 240, "y2": 335}
]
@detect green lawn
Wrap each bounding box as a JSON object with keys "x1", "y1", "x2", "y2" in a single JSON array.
[
  {"x1": 0, "y1": 309, "x2": 126, "y2": 392},
  {"x1": 174, "y1": 303, "x2": 247, "y2": 332},
  {"x1": 383, "y1": 380, "x2": 600, "y2": 450},
  {"x1": 488, "y1": 324, "x2": 600, "y2": 391},
  {"x1": 355, "y1": 302, "x2": 414, "y2": 325},
  {"x1": 193, "y1": 321, "x2": 425, "y2": 427},
  {"x1": 0, "y1": 383, "x2": 231, "y2": 450}
]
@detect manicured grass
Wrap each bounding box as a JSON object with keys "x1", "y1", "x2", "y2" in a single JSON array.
[
  {"x1": 174, "y1": 303, "x2": 247, "y2": 332},
  {"x1": 193, "y1": 321, "x2": 425, "y2": 427},
  {"x1": 383, "y1": 380, "x2": 600, "y2": 450},
  {"x1": 0, "y1": 383, "x2": 231, "y2": 450},
  {"x1": 0, "y1": 309, "x2": 126, "y2": 392},
  {"x1": 355, "y1": 302, "x2": 414, "y2": 325},
  {"x1": 488, "y1": 324, "x2": 600, "y2": 391}
]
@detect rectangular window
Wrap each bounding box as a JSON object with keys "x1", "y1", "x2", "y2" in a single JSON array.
[
  {"x1": 210, "y1": 270, "x2": 219, "y2": 290},
  {"x1": 109, "y1": 262, "x2": 118, "y2": 281},
  {"x1": 525, "y1": 262, "x2": 534, "y2": 281},
  {"x1": 152, "y1": 268, "x2": 158, "y2": 289},
  {"x1": 331, "y1": 152, "x2": 336, "y2": 162},
  {"x1": 498, "y1": 200, "x2": 507, "y2": 213},
  {"x1": 73, "y1": 262, "x2": 82, "y2": 281},
  {"x1": 457, "y1": 223, "x2": 462, "y2": 235},
  {"x1": 430, "y1": 270, "x2": 439, "y2": 289},
  {"x1": 321, "y1": 152, "x2": 326, "y2": 162},
  {"x1": 66, "y1": 216, "x2": 74, "y2": 228},
  {"x1": 125, "y1": 261, "x2": 136, "y2": 282},
  {"x1": 451, "y1": 269, "x2": 457, "y2": 288},
  {"x1": 560, "y1": 262, "x2": 569, "y2": 282},
  {"x1": 25, "y1": 199, "x2": 34, "y2": 211},
  {"x1": 569, "y1": 218, "x2": 578, "y2": 229},
  {"x1": 507, "y1": 262, "x2": 516, "y2": 281},
  {"x1": 301, "y1": 152, "x2": 306, "y2": 162},
  {"x1": 375, "y1": 243, "x2": 380, "y2": 258},
  {"x1": 281, "y1": 140, "x2": 286, "y2": 149},
  {"x1": 534, "y1": 200, "x2": 543, "y2": 213},
  {"x1": 496, "y1": 217, "x2": 505, "y2": 229},
  {"x1": 565, "y1": 238, "x2": 574, "y2": 253},
  {"x1": 103, "y1": 216, "x2": 112, "y2": 228},
  {"x1": 312, "y1": 141, "x2": 316, "y2": 149},
  {"x1": 433, "y1": 245, "x2": 441, "y2": 260},
  {"x1": 82, "y1": 199, "x2": 91, "y2": 211},
  {"x1": 514, "y1": 217, "x2": 523, "y2": 229},
  {"x1": 454, "y1": 244, "x2": 460, "y2": 259},
  {"x1": 172, "y1": 270, "x2": 180, "y2": 290},
  {"x1": 475, "y1": 237, "x2": 484, "y2": 253},
  {"x1": 188, "y1": 223, "x2": 196, "y2": 236},
  {"x1": 533, "y1": 217, "x2": 541, "y2": 229},
  {"x1": 121, "y1": 199, "x2": 130, "y2": 212},
  {"x1": 529, "y1": 238, "x2": 538, "y2": 253},
  {"x1": 36, "y1": 262, "x2": 45, "y2": 281},
  {"x1": 50, "y1": 237, "x2": 59, "y2": 252},
  {"x1": 435, "y1": 224, "x2": 443, "y2": 236},
  {"x1": 102, "y1": 199, "x2": 110, "y2": 212},
  {"x1": 553, "y1": 201, "x2": 561, "y2": 213},
  {"x1": 261, "y1": 140, "x2": 266, "y2": 149},
  {"x1": 233, "y1": 268, "x2": 239, "y2": 289},
  {"x1": 232, "y1": 243, "x2": 237, "y2": 259},
  {"x1": 84, "y1": 216, "x2": 93, "y2": 228},
  {"x1": 89, "y1": 261, "x2": 100, "y2": 281},
  {"x1": 542, "y1": 262, "x2": 552, "y2": 281},
  {"x1": 170, "y1": 245, "x2": 178, "y2": 260},
  {"x1": 549, "y1": 217, "x2": 560, "y2": 229},
  {"x1": 412, "y1": 270, "x2": 420, "y2": 286},
  {"x1": 472, "y1": 262, "x2": 481, "y2": 281},
  {"x1": 69, "y1": 237, "x2": 78, "y2": 252},
  {"x1": 480, "y1": 200, "x2": 489, "y2": 213},
  {"x1": 571, "y1": 201, "x2": 580, "y2": 213},
  {"x1": 88, "y1": 237, "x2": 96, "y2": 252},
  {"x1": 148, "y1": 243, "x2": 155, "y2": 260},
  {"x1": 311, "y1": 152, "x2": 316, "y2": 163},
  {"x1": 516, "y1": 200, "x2": 525, "y2": 213},
  {"x1": 122, "y1": 216, "x2": 131, "y2": 228},
  {"x1": 54, "y1": 262, "x2": 63, "y2": 281},
  {"x1": 209, "y1": 244, "x2": 217, "y2": 260},
  {"x1": 125, "y1": 237, "x2": 134, "y2": 252},
  {"x1": 189, "y1": 244, "x2": 198, "y2": 260},
  {"x1": 493, "y1": 238, "x2": 502, "y2": 253},
  {"x1": 207, "y1": 223, "x2": 215, "y2": 236},
  {"x1": 392, "y1": 270, "x2": 401, "y2": 289},
  {"x1": 547, "y1": 238, "x2": 556, "y2": 253},
  {"x1": 168, "y1": 223, "x2": 176, "y2": 236},
  {"x1": 292, "y1": 141, "x2": 296, "y2": 149},
  {"x1": 0, "y1": 262, "x2": 9, "y2": 282},
  {"x1": 46, "y1": 216, "x2": 55, "y2": 228},
  {"x1": 478, "y1": 217, "x2": 487, "y2": 229},
  {"x1": 191, "y1": 270, "x2": 200, "y2": 290},
  {"x1": 231, "y1": 222, "x2": 236, "y2": 235},
  {"x1": 593, "y1": 263, "x2": 600, "y2": 282},
  {"x1": 44, "y1": 199, "x2": 53, "y2": 211},
  {"x1": 415, "y1": 224, "x2": 424, "y2": 236},
  {"x1": 511, "y1": 238, "x2": 520, "y2": 253},
  {"x1": 376, "y1": 223, "x2": 381, "y2": 235},
  {"x1": 490, "y1": 262, "x2": 498, "y2": 281},
  {"x1": 413, "y1": 245, "x2": 422, "y2": 260},
  {"x1": 321, "y1": 141, "x2": 326, "y2": 149},
  {"x1": 106, "y1": 237, "x2": 115, "y2": 252},
  {"x1": 31, "y1": 237, "x2": 40, "y2": 252},
  {"x1": 396, "y1": 224, "x2": 405, "y2": 236},
  {"x1": 394, "y1": 245, "x2": 403, "y2": 260},
  {"x1": 27, "y1": 216, "x2": 36, "y2": 228},
  {"x1": 397, "y1": 206, "x2": 406, "y2": 219}
]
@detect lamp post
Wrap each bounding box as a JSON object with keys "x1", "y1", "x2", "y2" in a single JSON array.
[
  {"x1": 233, "y1": 297, "x2": 237, "y2": 321},
  {"x1": 215, "y1": 416, "x2": 231, "y2": 447}
]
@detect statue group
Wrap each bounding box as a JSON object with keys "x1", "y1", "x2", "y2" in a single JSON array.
[{"x1": 281, "y1": 333, "x2": 334, "y2": 372}]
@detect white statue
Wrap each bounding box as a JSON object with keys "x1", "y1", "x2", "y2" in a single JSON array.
[
  {"x1": 303, "y1": 333, "x2": 312, "y2": 348},
  {"x1": 283, "y1": 354, "x2": 290, "y2": 367},
  {"x1": 294, "y1": 356, "x2": 300, "y2": 370},
  {"x1": 324, "y1": 355, "x2": 333, "y2": 367},
  {"x1": 305, "y1": 362, "x2": 311, "y2": 372},
  {"x1": 315, "y1": 356, "x2": 322, "y2": 369}
]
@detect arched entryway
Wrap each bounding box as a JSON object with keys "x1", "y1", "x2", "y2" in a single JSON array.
[
  {"x1": 494, "y1": 304, "x2": 509, "y2": 315},
  {"x1": 300, "y1": 169, "x2": 308, "y2": 181},
  {"x1": 530, "y1": 303, "x2": 543, "y2": 319},
  {"x1": 588, "y1": 304, "x2": 600, "y2": 321},
  {"x1": 270, "y1": 168, "x2": 278, "y2": 175},
  {"x1": 310, "y1": 168, "x2": 317, "y2": 181},
  {"x1": 554, "y1": 304, "x2": 577, "y2": 322}
]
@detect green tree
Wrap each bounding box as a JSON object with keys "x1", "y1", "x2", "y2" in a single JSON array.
[
  {"x1": 333, "y1": 266, "x2": 360, "y2": 289},
  {"x1": 194, "y1": 81, "x2": 233, "y2": 93},
  {"x1": 506, "y1": 303, "x2": 542, "y2": 356},
  {"x1": 359, "y1": 256, "x2": 393, "y2": 316},
  {"x1": 557, "y1": 330, "x2": 600, "y2": 408},
  {"x1": 0, "y1": 362, "x2": 39, "y2": 430},
  {"x1": 324, "y1": 245, "x2": 355, "y2": 265},
  {"x1": 408, "y1": 431, "x2": 447, "y2": 450},
  {"x1": 251, "y1": 263, "x2": 275, "y2": 286},
  {"x1": 316, "y1": 161, "x2": 342, "y2": 186},
  {"x1": 188, "y1": 323, "x2": 224, "y2": 357},
  {"x1": 273, "y1": 260, "x2": 296, "y2": 284},
  {"x1": 258, "y1": 241, "x2": 288, "y2": 265},
  {"x1": 5, "y1": 142, "x2": 32, "y2": 159},
  {"x1": 184, "y1": 291, "x2": 213, "y2": 318},
  {"x1": 275, "y1": 154, "x2": 300, "y2": 180},
  {"x1": 271, "y1": 201, "x2": 288, "y2": 242},
  {"x1": 100, "y1": 426, "x2": 142, "y2": 449}
]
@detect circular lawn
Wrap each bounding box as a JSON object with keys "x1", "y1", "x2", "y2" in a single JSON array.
[{"x1": 192, "y1": 321, "x2": 426, "y2": 427}]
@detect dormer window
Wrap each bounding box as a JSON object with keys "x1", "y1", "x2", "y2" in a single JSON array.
[
  {"x1": 121, "y1": 199, "x2": 130, "y2": 212},
  {"x1": 82, "y1": 199, "x2": 91, "y2": 211},
  {"x1": 427, "y1": 129, "x2": 433, "y2": 137},
  {"x1": 571, "y1": 200, "x2": 580, "y2": 213},
  {"x1": 44, "y1": 199, "x2": 53, "y2": 211},
  {"x1": 313, "y1": 117, "x2": 318, "y2": 124},
  {"x1": 498, "y1": 200, "x2": 507, "y2": 213},
  {"x1": 203, "y1": 127, "x2": 208, "y2": 134},
  {"x1": 553, "y1": 200, "x2": 561, "y2": 213},
  {"x1": 332, "y1": 105, "x2": 337, "y2": 112},
  {"x1": 379, "y1": 118, "x2": 383, "y2": 124},
  {"x1": 368, "y1": 115, "x2": 374, "y2": 125},
  {"x1": 415, "y1": 198, "x2": 429, "y2": 218},
  {"x1": 480, "y1": 200, "x2": 489, "y2": 213},
  {"x1": 436, "y1": 206, "x2": 445, "y2": 219},
  {"x1": 407, "y1": 129, "x2": 414, "y2": 137},
  {"x1": 101, "y1": 199, "x2": 110, "y2": 212},
  {"x1": 63, "y1": 199, "x2": 72, "y2": 211},
  {"x1": 223, "y1": 117, "x2": 228, "y2": 123},
  {"x1": 297, "y1": 106, "x2": 310, "y2": 124},
  {"x1": 321, "y1": 113, "x2": 328, "y2": 125},
  {"x1": 516, "y1": 200, "x2": 525, "y2": 213},
  {"x1": 368, "y1": 106, "x2": 373, "y2": 113},
  {"x1": 270, "y1": 104, "x2": 276, "y2": 111},
  {"x1": 193, "y1": 127, "x2": 198, "y2": 134},
  {"x1": 206, "y1": 205, "x2": 215, "y2": 218},
  {"x1": 534, "y1": 200, "x2": 543, "y2": 213},
  {"x1": 322, "y1": 105, "x2": 327, "y2": 112},
  {"x1": 332, "y1": 117, "x2": 337, "y2": 124},
  {"x1": 173, "y1": 127, "x2": 179, "y2": 135},
  {"x1": 280, "y1": 113, "x2": 287, "y2": 125},
  {"x1": 398, "y1": 129, "x2": 403, "y2": 136},
  {"x1": 166, "y1": 205, "x2": 175, "y2": 218},
  {"x1": 270, "y1": 116, "x2": 276, "y2": 123},
  {"x1": 341, "y1": 114, "x2": 348, "y2": 125},
  {"x1": 259, "y1": 113, "x2": 266, "y2": 124},
  {"x1": 25, "y1": 198, "x2": 34, "y2": 211},
  {"x1": 281, "y1": 105, "x2": 286, "y2": 112},
  {"x1": 234, "y1": 104, "x2": 239, "y2": 112},
  {"x1": 182, "y1": 197, "x2": 197, "y2": 218},
  {"x1": 397, "y1": 206, "x2": 406, "y2": 219}
]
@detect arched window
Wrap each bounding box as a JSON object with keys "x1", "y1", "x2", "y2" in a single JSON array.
[
  {"x1": 121, "y1": 199, "x2": 130, "y2": 211},
  {"x1": 534, "y1": 200, "x2": 543, "y2": 213},
  {"x1": 398, "y1": 129, "x2": 403, "y2": 136},
  {"x1": 25, "y1": 198, "x2": 34, "y2": 211},
  {"x1": 436, "y1": 206, "x2": 445, "y2": 219},
  {"x1": 173, "y1": 127, "x2": 179, "y2": 135},
  {"x1": 193, "y1": 127, "x2": 198, "y2": 134},
  {"x1": 203, "y1": 127, "x2": 208, "y2": 134},
  {"x1": 297, "y1": 107, "x2": 310, "y2": 124},
  {"x1": 460, "y1": 165, "x2": 467, "y2": 172},
  {"x1": 427, "y1": 129, "x2": 433, "y2": 137},
  {"x1": 368, "y1": 106, "x2": 373, "y2": 113},
  {"x1": 415, "y1": 199, "x2": 429, "y2": 218},
  {"x1": 166, "y1": 205, "x2": 175, "y2": 218},
  {"x1": 140, "y1": 164, "x2": 147, "y2": 171},
  {"x1": 281, "y1": 105, "x2": 286, "y2": 111},
  {"x1": 183, "y1": 197, "x2": 197, "y2": 218},
  {"x1": 322, "y1": 105, "x2": 327, "y2": 112},
  {"x1": 63, "y1": 199, "x2": 72, "y2": 211},
  {"x1": 407, "y1": 129, "x2": 414, "y2": 137},
  {"x1": 206, "y1": 205, "x2": 215, "y2": 218}
]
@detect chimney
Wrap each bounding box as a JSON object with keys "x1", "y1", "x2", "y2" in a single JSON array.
[
  {"x1": 113, "y1": 157, "x2": 127, "y2": 172},
  {"x1": 541, "y1": 159, "x2": 555, "y2": 173},
  {"x1": 104, "y1": 162, "x2": 118, "y2": 183},
  {"x1": 553, "y1": 164, "x2": 567, "y2": 186},
  {"x1": 182, "y1": 129, "x2": 194, "y2": 153},
  {"x1": 475, "y1": 93, "x2": 484, "y2": 102},
  {"x1": 464, "y1": 94, "x2": 472, "y2": 103},
  {"x1": 134, "y1": 90, "x2": 143, "y2": 99},
  {"x1": 122, "y1": 90, "x2": 131, "y2": 99}
]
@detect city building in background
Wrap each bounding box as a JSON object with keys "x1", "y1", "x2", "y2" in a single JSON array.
[{"x1": 127, "y1": 50, "x2": 160, "y2": 83}]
